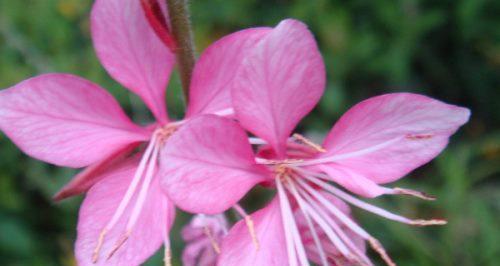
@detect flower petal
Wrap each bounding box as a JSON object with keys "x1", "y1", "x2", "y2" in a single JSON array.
[
  {"x1": 218, "y1": 197, "x2": 289, "y2": 265},
  {"x1": 91, "y1": 0, "x2": 174, "y2": 123},
  {"x1": 53, "y1": 143, "x2": 140, "y2": 201},
  {"x1": 159, "y1": 115, "x2": 267, "y2": 214},
  {"x1": 186, "y1": 27, "x2": 271, "y2": 117},
  {"x1": 75, "y1": 157, "x2": 175, "y2": 266},
  {"x1": 320, "y1": 93, "x2": 470, "y2": 189},
  {"x1": 232, "y1": 19, "x2": 325, "y2": 157},
  {"x1": 0, "y1": 74, "x2": 148, "y2": 168}
]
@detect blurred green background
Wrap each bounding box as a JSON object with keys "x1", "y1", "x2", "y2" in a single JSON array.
[{"x1": 0, "y1": 0, "x2": 499, "y2": 265}]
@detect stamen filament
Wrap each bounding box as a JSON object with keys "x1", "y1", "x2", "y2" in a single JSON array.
[
  {"x1": 389, "y1": 187, "x2": 436, "y2": 201},
  {"x1": 233, "y1": 204, "x2": 259, "y2": 250},
  {"x1": 212, "y1": 108, "x2": 235, "y2": 117},
  {"x1": 292, "y1": 133, "x2": 326, "y2": 153},
  {"x1": 298, "y1": 170, "x2": 446, "y2": 226},
  {"x1": 277, "y1": 178, "x2": 310, "y2": 266},
  {"x1": 92, "y1": 134, "x2": 158, "y2": 262},
  {"x1": 287, "y1": 182, "x2": 352, "y2": 259},
  {"x1": 285, "y1": 181, "x2": 329, "y2": 266},
  {"x1": 276, "y1": 179, "x2": 299, "y2": 266},
  {"x1": 296, "y1": 179, "x2": 391, "y2": 265},
  {"x1": 295, "y1": 185, "x2": 373, "y2": 266},
  {"x1": 294, "y1": 137, "x2": 402, "y2": 166},
  {"x1": 203, "y1": 226, "x2": 221, "y2": 254}
]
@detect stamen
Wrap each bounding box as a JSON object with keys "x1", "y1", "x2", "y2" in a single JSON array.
[
  {"x1": 106, "y1": 232, "x2": 130, "y2": 260},
  {"x1": 389, "y1": 187, "x2": 436, "y2": 201},
  {"x1": 299, "y1": 170, "x2": 447, "y2": 226},
  {"x1": 296, "y1": 179, "x2": 388, "y2": 266},
  {"x1": 292, "y1": 133, "x2": 326, "y2": 153},
  {"x1": 233, "y1": 204, "x2": 259, "y2": 250},
  {"x1": 288, "y1": 182, "x2": 357, "y2": 261},
  {"x1": 295, "y1": 186, "x2": 373, "y2": 266},
  {"x1": 163, "y1": 215, "x2": 172, "y2": 266},
  {"x1": 285, "y1": 181, "x2": 330, "y2": 266},
  {"x1": 368, "y1": 238, "x2": 396, "y2": 266},
  {"x1": 91, "y1": 229, "x2": 107, "y2": 263},
  {"x1": 92, "y1": 134, "x2": 158, "y2": 262},
  {"x1": 248, "y1": 137, "x2": 267, "y2": 145},
  {"x1": 294, "y1": 137, "x2": 402, "y2": 166},
  {"x1": 276, "y1": 179, "x2": 299, "y2": 266},
  {"x1": 107, "y1": 143, "x2": 160, "y2": 260},
  {"x1": 203, "y1": 226, "x2": 221, "y2": 254},
  {"x1": 164, "y1": 246, "x2": 172, "y2": 266},
  {"x1": 212, "y1": 108, "x2": 235, "y2": 117}
]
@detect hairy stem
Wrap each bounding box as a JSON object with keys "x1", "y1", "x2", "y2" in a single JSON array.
[{"x1": 166, "y1": 0, "x2": 195, "y2": 103}]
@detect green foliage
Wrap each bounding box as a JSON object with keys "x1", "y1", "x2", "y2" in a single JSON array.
[{"x1": 0, "y1": 0, "x2": 498, "y2": 265}]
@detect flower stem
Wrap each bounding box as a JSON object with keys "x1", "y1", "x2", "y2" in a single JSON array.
[{"x1": 166, "y1": 0, "x2": 195, "y2": 103}]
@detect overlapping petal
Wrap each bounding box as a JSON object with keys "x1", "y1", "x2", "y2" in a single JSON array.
[
  {"x1": 159, "y1": 115, "x2": 268, "y2": 214},
  {"x1": 75, "y1": 157, "x2": 174, "y2": 266},
  {"x1": 232, "y1": 19, "x2": 325, "y2": 157},
  {"x1": 91, "y1": 0, "x2": 174, "y2": 122},
  {"x1": 0, "y1": 74, "x2": 148, "y2": 168},
  {"x1": 186, "y1": 28, "x2": 271, "y2": 117},
  {"x1": 218, "y1": 197, "x2": 289, "y2": 265},
  {"x1": 53, "y1": 143, "x2": 140, "y2": 201},
  {"x1": 320, "y1": 93, "x2": 470, "y2": 192}
]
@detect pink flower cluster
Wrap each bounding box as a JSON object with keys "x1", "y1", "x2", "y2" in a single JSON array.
[{"x1": 0, "y1": 0, "x2": 469, "y2": 265}]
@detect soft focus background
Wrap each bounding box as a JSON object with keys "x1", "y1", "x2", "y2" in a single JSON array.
[{"x1": 0, "y1": 0, "x2": 499, "y2": 265}]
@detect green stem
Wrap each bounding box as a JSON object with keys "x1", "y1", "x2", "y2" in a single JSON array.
[{"x1": 166, "y1": 0, "x2": 195, "y2": 103}]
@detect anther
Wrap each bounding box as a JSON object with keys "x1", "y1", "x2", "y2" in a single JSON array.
[
  {"x1": 244, "y1": 215, "x2": 260, "y2": 250},
  {"x1": 164, "y1": 245, "x2": 172, "y2": 266},
  {"x1": 393, "y1": 187, "x2": 436, "y2": 201},
  {"x1": 233, "y1": 204, "x2": 260, "y2": 250},
  {"x1": 409, "y1": 219, "x2": 447, "y2": 226},
  {"x1": 406, "y1": 133, "x2": 433, "y2": 140},
  {"x1": 106, "y1": 231, "x2": 130, "y2": 260},
  {"x1": 368, "y1": 238, "x2": 396, "y2": 266},
  {"x1": 293, "y1": 133, "x2": 326, "y2": 153},
  {"x1": 92, "y1": 229, "x2": 107, "y2": 263},
  {"x1": 203, "y1": 226, "x2": 221, "y2": 254}
]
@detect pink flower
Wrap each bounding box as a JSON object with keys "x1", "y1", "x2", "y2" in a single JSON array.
[
  {"x1": 160, "y1": 19, "x2": 470, "y2": 265},
  {"x1": 0, "y1": 0, "x2": 270, "y2": 265},
  {"x1": 182, "y1": 214, "x2": 229, "y2": 266}
]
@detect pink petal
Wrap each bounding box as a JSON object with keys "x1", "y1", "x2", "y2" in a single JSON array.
[
  {"x1": 53, "y1": 143, "x2": 140, "y2": 201},
  {"x1": 91, "y1": 0, "x2": 174, "y2": 123},
  {"x1": 218, "y1": 197, "x2": 289, "y2": 265},
  {"x1": 0, "y1": 74, "x2": 148, "y2": 168},
  {"x1": 232, "y1": 19, "x2": 325, "y2": 157},
  {"x1": 317, "y1": 164, "x2": 388, "y2": 198},
  {"x1": 320, "y1": 93, "x2": 470, "y2": 191},
  {"x1": 159, "y1": 115, "x2": 267, "y2": 214},
  {"x1": 75, "y1": 157, "x2": 175, "y2": 266},
  {"x1": 186, "y1": 28, "x2": 271, "y2": 117}
]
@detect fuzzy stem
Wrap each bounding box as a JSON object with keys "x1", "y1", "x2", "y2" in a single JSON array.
[{"x1": 166, "y1": 0, "x2": 195, "y2": 103}]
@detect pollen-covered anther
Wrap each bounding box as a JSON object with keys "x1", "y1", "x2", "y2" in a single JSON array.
[
  {"x1": 409, "y1": 219, "x2": 447, "y2": 226},
  {"x1": 244, "y1": 215, "x2": 260, "y2": 250},
  {"x1": 164, "y1": 245, "x2": 172, "y2": 266},
  {"x1": 393, "y1": 187, "x2": 436, "y2": 201},
  {"x1": 156, "y1": 124, "x2": 178, "y2": 144},
  {"x1": 106, "y1": 231, "x2": 131, "y2": 260},
  {"x1": 91, "y1": 229, "x2": 107, "y2": 263},
  {"x1": 368, "y1": 238, "x2": 396, "y2": 266},
  {"x1": 293, "y1": 133, "x2": 326, "y2": 152},
  {"x1": 203, "y1": 226, "x2": 221, "y2": 254},
  {"x1": 405, "y1": 133, "x2": 433, "y2": 140}
]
